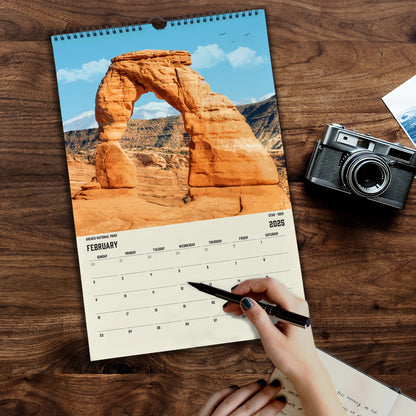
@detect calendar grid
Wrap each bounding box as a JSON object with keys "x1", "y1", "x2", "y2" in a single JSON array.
[{"x1": 77, "y1": 210, "x2": 304, "y2": 360}]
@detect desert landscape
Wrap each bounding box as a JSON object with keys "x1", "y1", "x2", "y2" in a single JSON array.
[{"x1": 65, "y1": 50, "x2": 290, "y2": 236}]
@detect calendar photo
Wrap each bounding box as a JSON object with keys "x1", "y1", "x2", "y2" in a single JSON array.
[
  {"x1": 53, "y1": 11, "x2": 291, "y2": 237},
  {"x1": 383, "y1": 74, "x2": 416, "y2": 148}
]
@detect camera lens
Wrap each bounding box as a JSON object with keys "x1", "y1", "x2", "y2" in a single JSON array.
[
  {"x1": 341, "y1": 152, "x2": 391, "y2": 197},
  {"x1": 355, "y1": 163, "x2": 384, "y2": 188}
]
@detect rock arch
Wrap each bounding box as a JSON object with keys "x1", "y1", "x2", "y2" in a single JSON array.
[{"x1": 94, "y1": 49, "x2": 280, "y2": 190}]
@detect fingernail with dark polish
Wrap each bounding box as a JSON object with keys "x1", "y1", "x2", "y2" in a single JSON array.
[
  {"x1": 229, "y1": 384, "x2": 239, "y2": 390},
  {"x1": 256, "y1": 379, "x2": 267, "y2": 387},
  {"x1": 276, "y1": 395, "x2": 287, "y2": 403},
  {"x1": 231, "y1": 284, "x2": 239, "y2": 290},
  {"x1": 270, "y1": 379, "x2": 281, "y2": 388},
  {"x1": 223, "y1": 301, "x2": 229, "y2": 308},
  {"x1": 241, "y1": 298, "x2": 253, "y2": 311}
]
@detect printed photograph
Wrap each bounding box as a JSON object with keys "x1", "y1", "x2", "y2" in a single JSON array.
[
  {"x1": 383, "y1": 74, "x2": 416, "y2": 147},
  {"x1": 53, "y1": 11, "x2": 292, "y2": 236}
]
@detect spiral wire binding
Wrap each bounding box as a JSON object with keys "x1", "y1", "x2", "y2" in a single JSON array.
[{"x1": 52, "y1": 9, "x2": 260, "y2": 41}]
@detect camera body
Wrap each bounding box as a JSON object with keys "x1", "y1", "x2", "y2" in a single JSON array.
[{"x1": 305, "y1": 124, "x2": 416, "y2": 209}]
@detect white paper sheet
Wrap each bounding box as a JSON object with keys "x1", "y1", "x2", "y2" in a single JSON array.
[
  {"x1": 77, "y1": 209, "x2": 304, "y2": 360},
  {"x1": 383, "y1": 74, "x2": 416, "y2": 147},
  {"x1": 269, "y1": 350, "x2": 416, "y2": 416},
  {"x1": 388, "y1": 394, "x2": 416, "y2": 416}
]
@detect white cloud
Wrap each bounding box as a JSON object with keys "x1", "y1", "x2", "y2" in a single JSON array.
[
  {"x1": 191, "y1": 44, "x2": 227, "y2": 69},
  {"x1": 64, "y1": 110, "x2": 95, "y2": 123},
  {"x1": 232, "y1": 92, "x2": 274, "y2": 105},
  {"x1": 259, "y1": 92, "x2": 275, "y2": 101},
  {"x1": 133, "y1": 101, "x2": 180, "y2": 120},
  {"x1": 227, "y1": 47, "x2": 266, "y2": 68},
  {"x1": 57, "y1": 58, "x2": 111, "y2": 83},
  {"x1": 63, "y1": 110, "x2": 97, "y2": 131},
  {"x1": 191, "y1": 44, "x2": 266, "y2": 70}
]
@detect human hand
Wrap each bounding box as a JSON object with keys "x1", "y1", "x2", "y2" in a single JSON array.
[
  {"x1": 197, "y1": 378, "x2": 286, "y2": 416},
  {"x1": 222, "y1": 278, "x2": 345, "y2": 416},
  {"x1": 223, "y1": 277, "x2": 318, "y2": 381}
]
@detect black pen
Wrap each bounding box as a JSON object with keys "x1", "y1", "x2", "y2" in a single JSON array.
[{"x1": 188, "y1": 281, "x2": 311, "y2": 328}]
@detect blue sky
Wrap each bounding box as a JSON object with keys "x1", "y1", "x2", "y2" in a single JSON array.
[{"x1": 52, "y1": 10, "x2": 277, "y2": 126}]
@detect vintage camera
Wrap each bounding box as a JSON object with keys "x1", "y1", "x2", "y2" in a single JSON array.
[{"x1": 305, "y1": 124, "x2": 416, "y2": 209}]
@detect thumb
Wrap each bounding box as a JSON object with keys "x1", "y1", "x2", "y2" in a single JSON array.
[{"x1": 240, "y1": 297, "x2": 283, "y2": 346}]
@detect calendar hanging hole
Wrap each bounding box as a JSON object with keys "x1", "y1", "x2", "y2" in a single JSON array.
[{"x1": 148, "y1": 16, "x2": 167, "y2": 30}]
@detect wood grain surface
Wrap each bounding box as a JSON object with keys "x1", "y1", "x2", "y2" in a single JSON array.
[{"x1": 1, "y1": 1, "x2": 416, "y2": 414}]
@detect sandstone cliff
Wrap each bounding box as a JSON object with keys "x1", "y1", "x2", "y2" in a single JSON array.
[{"x1": 64, "y1": 95, "x2": 282, "y2": 159}]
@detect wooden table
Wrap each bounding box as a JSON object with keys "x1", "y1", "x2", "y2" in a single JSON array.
[{"x1": 1, "y1": 1, "x2": 415, "y2": 414}]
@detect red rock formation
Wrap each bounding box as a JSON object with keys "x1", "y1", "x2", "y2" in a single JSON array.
[
  {"x1": 189, "y1": 185, "x2": 291, "y2": 213},
  {"x1": 95, "y1": 142, "x2": 137, "y2": 188},
  {"x1": 95, "y1": 50, "x2": 280, "y2": 188}
]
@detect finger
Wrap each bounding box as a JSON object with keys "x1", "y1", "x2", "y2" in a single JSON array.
[
  {"x1": 233, "y1": 278, "x2": 293, "y2": 308},
  {"x1": 252, "y1": 396, "x2": 287, "y2": 416},
  {"x1": 233, "y1": 278, "x2": 308, "y2": 314},
  {"x1": 197, "y1": 386, "x2": 239, "y2": 416},
  {"x1": 240, "y1": 297, "x2": 285, "y2": 350},
  {"x1": 223, "y1": 302, "x2": 244, "y2": 316},
  {"x1": 212, "y1": 380, "x2": 265, "y2": 416},
  {"x1": 231, "y1": 380, "x2": 283, "y2": 416}
]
